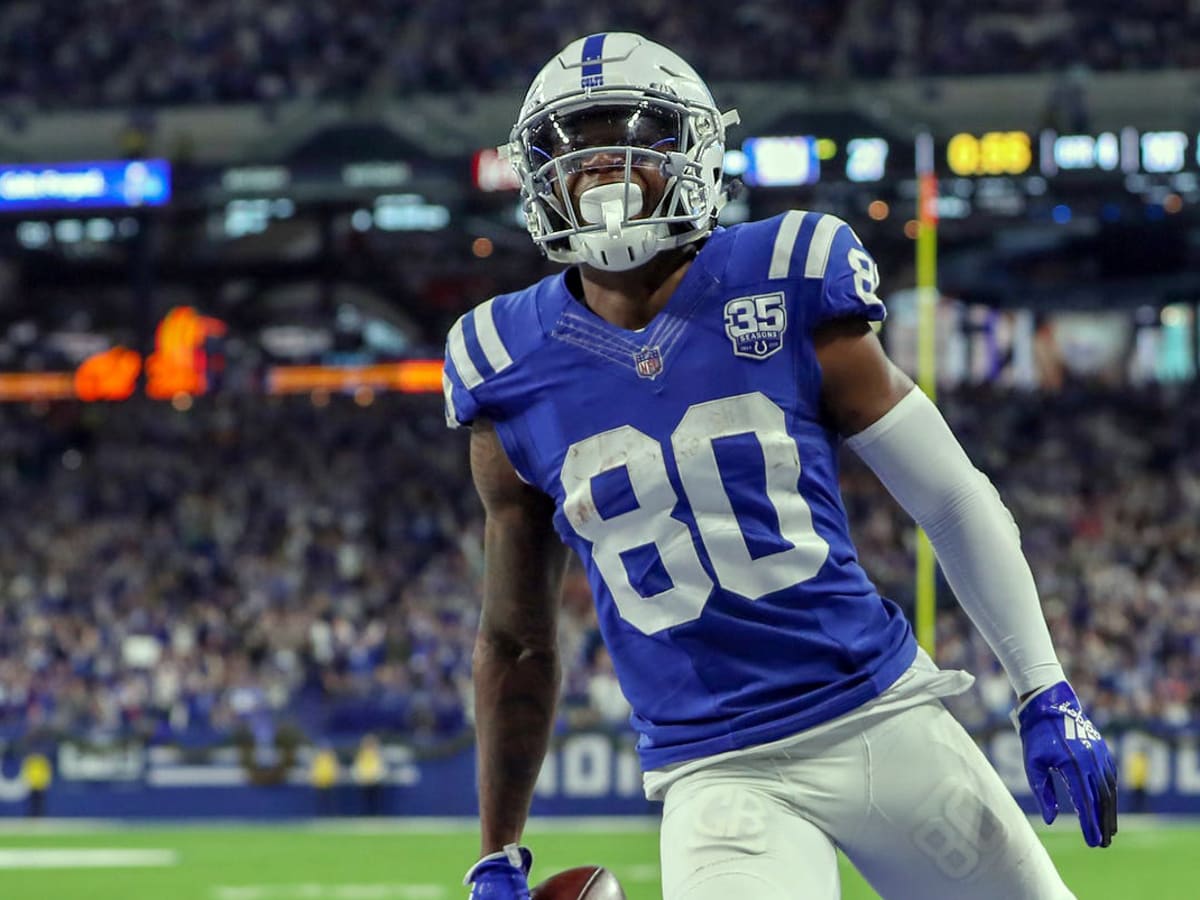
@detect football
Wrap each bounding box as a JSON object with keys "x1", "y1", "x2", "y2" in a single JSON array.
[{"x1": 530, "y1": 866, "x2": 626, "y2": 900}]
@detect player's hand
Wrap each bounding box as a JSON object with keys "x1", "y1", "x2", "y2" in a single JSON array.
[
  {"x1": 1013, "y1": 680, "x2": 1118, "y2": 848},
  {"x1": 464, "y1": 844, "x2": 533, "y2": 899}
]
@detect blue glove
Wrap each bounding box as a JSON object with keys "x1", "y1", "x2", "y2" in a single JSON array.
[
  {"x1": 1013, "y1": 681, "x2": 1118, "y2": 847},
  {"x1": 464, "y1": 844, "x2": 533, "y2": 900}
]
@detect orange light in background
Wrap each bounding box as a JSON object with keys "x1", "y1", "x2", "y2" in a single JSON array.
[
  {"x1": 74, "y1": 347, "x2": 142, "y2": 401},
  {"x1": 353, "y1": 386, "x2": 375, "y2": 407},
  {"x1": 918, "y1": 173, "x2": 939, "y2": 226},
  {"x1": 472, "y1": 237, "x2": 494, "y2": 258},
  {"x1": 904, "y1": 219, "x2": 920, "y2": 240},
  {"x1": 145, "y1": 306, "x2": 227, "y2": 400},
  {"x1": 867, "y1": 200, "x2": 890, "y2": 221},
  {"x1": 267, "y1": 361, "x2": 446, "y2": 395},
  {"x1": 19, "y1": 358, "x2": 450, "y2": 403},
  {"x1": 1163, "y1": 193, "x2": 1183, "y2": 214},
  {"x1": 0, "y1": 373, "x2": 75, "y2": 402},
  {"x1": 395, "y1": 360, "x2": 444, "y2": 393}
]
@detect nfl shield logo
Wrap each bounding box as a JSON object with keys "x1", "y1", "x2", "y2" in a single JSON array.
[{"x1": 633, "y1": 345, "x2": 663, "y2": 379}]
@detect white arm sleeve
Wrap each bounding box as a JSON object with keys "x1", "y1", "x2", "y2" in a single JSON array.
[{"x1": 846, "y1": 386, "x2": 1065, "y2": 697}]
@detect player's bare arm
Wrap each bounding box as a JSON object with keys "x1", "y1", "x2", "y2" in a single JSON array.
[
  {"x1": 812, "y1": 316, "x2": 913, "y2": 437},
  {"x1": 470, "y1": 419, "x2": 570, "y2": 856}
]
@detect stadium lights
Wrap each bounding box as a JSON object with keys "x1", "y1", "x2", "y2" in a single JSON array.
[{"x1": 740, "y1": 136, "x2": 820, "y2": 186}]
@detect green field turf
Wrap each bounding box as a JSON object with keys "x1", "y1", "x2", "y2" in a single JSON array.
[{"x1": 0, "y1": 818, "x2": 1192, "y2": 899}]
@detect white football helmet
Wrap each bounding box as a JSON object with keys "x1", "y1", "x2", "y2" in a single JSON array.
[{"x1": 503, "y1": 33, "x2": 739, "y2": 271}]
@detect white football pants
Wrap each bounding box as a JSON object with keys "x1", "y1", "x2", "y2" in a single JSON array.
[{"x1": 655, "y1": 700, "x2": 1075, "y2": 900}]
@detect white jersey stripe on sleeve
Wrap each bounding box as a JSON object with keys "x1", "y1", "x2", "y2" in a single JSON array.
[
  {"x1": 441, "y1": 371, "x2": 464, "y2": 429},
  {"x1": 473, "y1": 297, "x2": 514, "y2": 375},
  {"x1": 803, "y1": 214, "x2": 842, "y2": 279},
  {"x1": 768, "y1": 210, "x2": 807, "y2": 279},
  {"x1": 447, "y1": 318, "x2": 484, "y2": 390}
]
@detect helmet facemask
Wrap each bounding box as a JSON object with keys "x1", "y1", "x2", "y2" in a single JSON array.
[{"x1": 507, "y1": 88, "x2": 730, "y2": 271}]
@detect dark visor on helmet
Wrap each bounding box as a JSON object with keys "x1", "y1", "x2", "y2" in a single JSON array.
[{"x1": 525, "y1": 104, "x2": 683, "y2": 164}]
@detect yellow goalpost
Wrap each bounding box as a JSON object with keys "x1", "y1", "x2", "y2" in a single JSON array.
[{"x1": 915, "y1": 133, "x2": 938, "y2": 657}]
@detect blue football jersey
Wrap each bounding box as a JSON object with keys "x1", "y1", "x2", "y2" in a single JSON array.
[{"x1": 444, "y1": 211, "x2": 917, "y2": 770}]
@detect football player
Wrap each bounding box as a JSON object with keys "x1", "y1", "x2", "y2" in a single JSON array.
[{"x1": 450, "y1": 33, "x2": 1117, "y2": 900}]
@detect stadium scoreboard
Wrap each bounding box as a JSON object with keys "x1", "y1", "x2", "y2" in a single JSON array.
[
  {"x1": 947, "y1": 128, "x2": 1192, "y2": 179},
  {"x1": 727, "y1": 127, "x2": 1198, "y2": 183}
]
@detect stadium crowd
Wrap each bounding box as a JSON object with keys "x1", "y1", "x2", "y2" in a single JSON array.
[
  {"x1": 846, "y1": 0, "x2": 1200, "y2": 79},
  {"x1": 0, "y1": 396, "x2": 479, "y2": 750},
  {"x1": 1, "y1": 0, "x2": 1198, "y2": 109},
  {"x1": 0, "y1": 0, "x2": 843, "y2": 109},
  {"x1": 0, "y1": 382, "x2": 1197, "y2": 754}
]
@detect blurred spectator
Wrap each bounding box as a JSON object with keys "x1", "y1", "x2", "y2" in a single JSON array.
[
  {"x1": 310, "y1": 741, "x2": 339, "y2": 815},
  {"x1": 352, "y1": 733, "x2": 385, "y2": 815},
  {"x1": 1126, "y1": 745, "x2": 1150, "y2": 812},
  {"x1": 20, "y1": 751, "x2": 51, "y2": 817}
]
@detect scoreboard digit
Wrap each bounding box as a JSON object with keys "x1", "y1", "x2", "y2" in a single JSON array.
[{"x1": 946, "y1": 132, "x2": 1032, "y2": 177}]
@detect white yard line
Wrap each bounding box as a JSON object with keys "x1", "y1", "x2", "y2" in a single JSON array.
[{"x1": 0, "y1": 848, "x2": 179, "y2": 869}]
